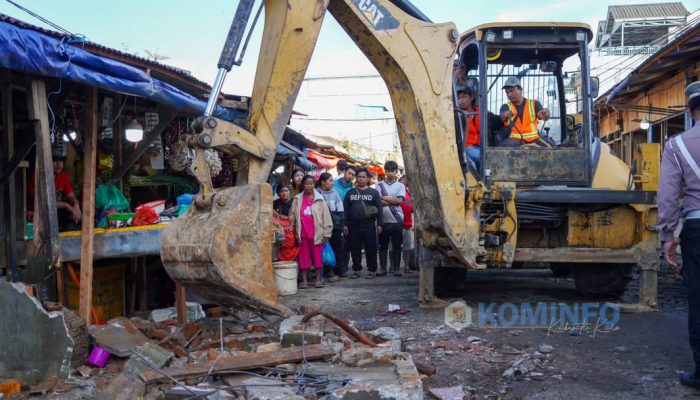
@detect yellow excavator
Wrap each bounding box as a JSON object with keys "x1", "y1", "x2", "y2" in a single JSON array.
[{"x1": 160, "y1": 0, "x2": 659, "y2": 316}]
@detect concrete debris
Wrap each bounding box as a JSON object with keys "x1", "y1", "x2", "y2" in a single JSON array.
[
  {"x1": 242, "y1": 377, "x2": 305, "y2": 400},
  {"x1": 142, "y1": 344, "x2": 340, "y2": 383},
  {"x1": 387, "y1": 304, "x2": 401, "y2": 312},
  {"x1": 279, "y1": 315, "x2": 325, "y2": 348},
  {"x1": 0, "y1": 282, "x2": 87, "y2": 384},
  {"x1": 8, "y1": 304, "x2": 431, "y2": 399},
  {"x1": 325, "y1": 347, "x2": 423, "y2": 400},
  {"x1": 538, "y1": 344, "x2": 554, "y2": 354},
  {"x1": 149, "y1": 302, "x2": 205, "y2": 323},
  {"x1": 367, "y1": 327, "x2": 402, "y2": 342},
  {"x1": 165, "y1": 385, "x2": 237, "y2": 399},
  {"x1": 467, "y1": 336, "x2": 484, "y2": 343},
  {"x1": 124, "y1": 341, "x2": 174, "y2": 379},
  {"x1": 76, "y1": 365, "x2": 92, "y2": 378},
  {"x1": 89, "y1": 317, "x2": 150, "y2": 357},
  {"x1": 27, "y1": 376, "x2": 59, "y2": 396},
  {"x1": 98, "y1": 372, "x2": 146, "y2": 400},
  {"x1": 428, "y1": 385, "x2": 465, "y2": 400},
  {"x1": 502, "y1": 347, "x2": 557, "y2": 380}
]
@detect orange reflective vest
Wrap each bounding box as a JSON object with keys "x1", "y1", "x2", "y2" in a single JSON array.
[
  {"x1": 504, "y1": 99, "x2": 540, "y2": 142},
  {"x1": 464, "y1": 106, "x2": 481, "y2": 147}
]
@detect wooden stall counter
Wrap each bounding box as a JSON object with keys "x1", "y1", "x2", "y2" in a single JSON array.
[{"x1": 59, "y1": 224, "x2": 167, "y2": 262}]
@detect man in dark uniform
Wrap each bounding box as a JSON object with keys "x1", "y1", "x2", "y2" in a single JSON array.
[{"x1": 658, "y1": 81, "x2": 700, "y2": 388}]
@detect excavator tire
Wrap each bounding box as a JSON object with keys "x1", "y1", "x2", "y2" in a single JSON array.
[
  {"x1": 434, "y1": 267, "x2": 468, "y2": 297},
  {"x1": 549, "y1": 263, "x2": 573, "y2": 277},
  {"x1": 572, "y1": 263, "x2": 634, "y2": 298}
]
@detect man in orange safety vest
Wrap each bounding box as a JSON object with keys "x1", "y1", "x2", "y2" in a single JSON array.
[{"x1": 498, "y1": 76, "x2": 551, "y2": 146}]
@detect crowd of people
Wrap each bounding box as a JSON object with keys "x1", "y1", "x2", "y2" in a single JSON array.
[{"x1": 272, "y1": 159, "x2": 414, "y2": 288}]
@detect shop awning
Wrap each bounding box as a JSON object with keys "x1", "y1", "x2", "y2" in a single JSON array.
[{"x1": 0, "y1": 16, "x2": 239, "y2": 120}]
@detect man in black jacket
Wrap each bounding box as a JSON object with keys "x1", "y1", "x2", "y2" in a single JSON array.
[{"x1": 343, "y1": 168, "x2": 383, "y2": 279}]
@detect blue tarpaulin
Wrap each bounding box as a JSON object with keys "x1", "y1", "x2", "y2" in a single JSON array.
[{"x1": 0, "y1": 18, "x2": 240, "y2": 121}]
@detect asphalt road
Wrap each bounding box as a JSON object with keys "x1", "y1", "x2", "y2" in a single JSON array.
[{"x1": 283, "y1": 264, "x2": 696, "y2": 399}]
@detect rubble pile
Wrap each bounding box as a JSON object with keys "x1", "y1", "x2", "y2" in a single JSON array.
[
  {"x1": 501, "y1": 344, "x2": 562, "y2": 380},
  {"x1": 10, "y1": 306, "x2": 431, "y2": 399}
]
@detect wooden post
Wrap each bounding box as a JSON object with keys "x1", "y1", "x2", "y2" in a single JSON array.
[
  {"x1": 26, "y1": 79, "x2": 60, "y2": 280},
  {"x1": 113, "y1": 94, "x2": 123, "y2": 192},
  {"x1": 175, "y1": 284, "x2": 186, "y2": 323},
  {"x1": 138, "y1": 256, "x2": 147, "y2": 311},
  {"x1": 79, "y1": 87, "x2": 98, "y2": 324},
  {"x1": 1, "y1": 71, "x2": 18, "y2": 281}
]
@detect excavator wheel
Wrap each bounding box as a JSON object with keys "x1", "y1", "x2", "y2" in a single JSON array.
[
  {"x1": 434, "y1": 267, "x2": 468, "y2": 297},
  {"x1": 572, "y1": 263, "x2": 634, "y2": 298},
  {"x1": 549, "y1": 263, "x2": 573, "y2": 277}
]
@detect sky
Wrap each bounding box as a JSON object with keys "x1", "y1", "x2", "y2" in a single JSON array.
[{"x1": 1, "y1": 0, "x2": 697, "y2": 96}]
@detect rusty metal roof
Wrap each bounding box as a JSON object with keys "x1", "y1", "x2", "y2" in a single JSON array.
[
  {"x1": 608, "y1": 3, "x2": 689, "y2": 20},
  {"x1": 0, "y1": 13, "x2": 214, "y2": 98}
]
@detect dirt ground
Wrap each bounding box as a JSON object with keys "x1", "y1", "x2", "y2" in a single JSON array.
[{"x1": 284, "y1": 263, "x2": 696, "y2": 399}]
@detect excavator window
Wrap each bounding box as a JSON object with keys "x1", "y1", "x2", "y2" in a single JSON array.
[{"x1": 457, "y1": 27, "x2": 595, "y2": 186}]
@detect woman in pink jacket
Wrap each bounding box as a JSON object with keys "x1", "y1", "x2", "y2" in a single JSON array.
[{"x1": 290, "y1": 175, "x2": 333, "y2": 288}]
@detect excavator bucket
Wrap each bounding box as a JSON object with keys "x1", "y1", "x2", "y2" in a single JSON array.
[{"x1": 160, "y1": 183, "x2": 291, "y2": 317}]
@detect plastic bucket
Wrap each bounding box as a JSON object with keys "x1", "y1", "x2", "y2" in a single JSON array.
[
  {"x1": 87, "y1": 345, "x2": 111, "y2": 368},
  {"x1": 273, "y1": 261, "x2": 298, "y2": 296}
]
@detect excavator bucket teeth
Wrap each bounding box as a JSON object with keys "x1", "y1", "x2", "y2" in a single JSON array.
[{"x1": 160, "y1": 184, "x2": 291, "y2": 317}]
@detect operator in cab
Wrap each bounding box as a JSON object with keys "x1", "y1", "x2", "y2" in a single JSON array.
[
  {"x1": 457, "y1": 84, "x2": 481, "y2": 168},
  {"x1": 498, "y1": 77, "x2": 551, "y2": 146}
]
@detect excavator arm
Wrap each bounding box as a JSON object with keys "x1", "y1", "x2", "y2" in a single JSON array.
[{"x1": 161, "y1": 0, "x2": 482, "y2": 315}]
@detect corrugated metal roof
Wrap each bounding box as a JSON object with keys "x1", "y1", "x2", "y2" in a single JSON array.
[
  {"x1": 609, "y1": 3, "x2": 689, "y2": 20},
  {"x1": 0, "y1": 13, "x2": 214, "y2": 97},
  {"x1": 597, "y1": 19, "x2": 700, "y2": 105}
]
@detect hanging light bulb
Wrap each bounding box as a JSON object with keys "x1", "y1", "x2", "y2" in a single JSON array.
[
  {"x1": 640, "y1": 116, "x2": 650, "y2": 130},
  {"x1": 125, "y1": 118, "x2": 144, "y2": 142},
  {"x1": 62, "y1": 130, "x2": 77, "y2": 142}
]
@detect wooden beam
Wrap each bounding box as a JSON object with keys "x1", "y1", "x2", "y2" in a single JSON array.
[
  {"x1": 0, "y1": 140, "x2": 35, "y2": 184},
  {"x1": 79, "y1": 87, "x2": 98, "y2": 325},
  {"x1": 26, "y1": 80, "x2": 60, "y2": 264},
  {"x1": 175, "y1": 284, "x2": 186, "y2": 323},
  {"x1": 141, "y1": 344, "x2": 339, "y2": 383},
  {"x1": 110, "y1": 105, "x2": 178, "y2": 183}
]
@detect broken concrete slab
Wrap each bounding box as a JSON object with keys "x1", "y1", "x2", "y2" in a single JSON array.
[
  {"x1": 97, "y1": 372, "x2": 146, "y2": 400},
  {"x1": 243, "y1": 377, "x2": 305, "y2": 400},
  {"x1": 324, "y1": 347, "x2": 423, "y2": 400},
  {"x1": 124, "y1": 341, "x2": 174, "y2": 379},
  {"x1": 429, "y1": 385, "x2": 464, "y2": 400},
  {"x1": 0, "y1": 282, "x2": 86, "y2": 384},
  {"x1": 89, "y1": 317, "x2": 150, "y2": 357},
  {"x1": 279, "y1": 315, "x2": 325, "y2": 348},
  {"x1": 367, "y1": 327, "x2": 402, "y2": 342},
  {"x1": 165, "y1": 386, "x2": 237, "y2": 400}
]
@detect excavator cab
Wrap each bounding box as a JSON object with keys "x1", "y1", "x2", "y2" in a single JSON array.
[{"x1": 457, "y1": 24, "x2": 597, "y2": 186}]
